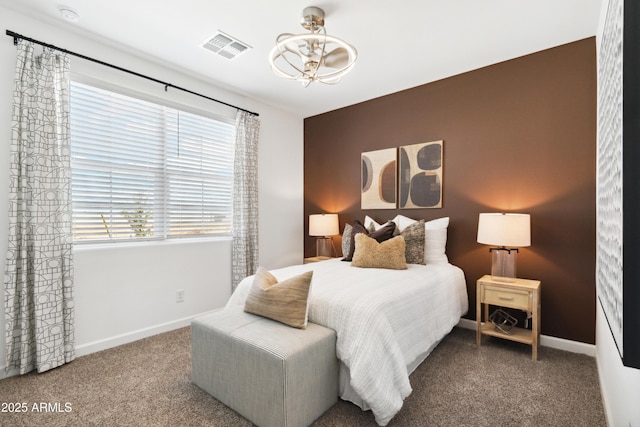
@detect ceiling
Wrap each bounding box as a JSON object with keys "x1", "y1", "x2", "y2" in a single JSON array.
[{"x1": 1, "y1": 0, "x2": 603, "y2": 118}]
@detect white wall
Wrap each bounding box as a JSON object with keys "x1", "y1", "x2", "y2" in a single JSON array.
[
  {"x1": 595, "y1": 1, "x2": 640, "y2": 426},
  {"x1": 596, "y1": 304, "x2": 640, "y2": 427},
  {"x1": 0, "y1": 6, "x2": 303, "y2": 376}
]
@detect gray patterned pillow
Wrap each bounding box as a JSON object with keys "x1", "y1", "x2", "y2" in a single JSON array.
[
  {"x1": 401, "y1": 219, "x2": 426, "y2": 264},
  {"x1": 342, "y1": 223, "x2": 352, "y2": 258}
]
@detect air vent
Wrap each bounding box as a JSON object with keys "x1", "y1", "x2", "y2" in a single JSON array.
[{"x1": 202, "y1": 31, "x2": 251, "y2": 60}]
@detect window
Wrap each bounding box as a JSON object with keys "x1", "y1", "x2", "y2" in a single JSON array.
[{"x1": 70, "y1": 81, "x2": 236, "y2": 243}]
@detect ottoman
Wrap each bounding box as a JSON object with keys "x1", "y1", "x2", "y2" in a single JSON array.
[{"x1": 191, "y1": 306, "x2": 338, "y2": 427}]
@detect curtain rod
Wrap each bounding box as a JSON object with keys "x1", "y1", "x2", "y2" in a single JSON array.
[{"x1": 5, "y1": 30, "x2": 259, "y2": 117}]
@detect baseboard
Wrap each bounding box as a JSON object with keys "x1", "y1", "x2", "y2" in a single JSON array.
[
  {"x1": 0, "y1": 366, "x2": 20, "y2": 380},
  {"x1": 75, "y1": 310, "x2": 220, "y2": 357},
  {"x1": 0, "y1": 309, "x2": 220, "y2": 380},
  {"x1": 457, "y1": 318, "x2": 596, "y2": 357}
]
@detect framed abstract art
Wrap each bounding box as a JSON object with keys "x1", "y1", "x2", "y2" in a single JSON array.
[
  {"x1": 361, "y1": 148, "x2": 397, "y2": 209},
  {"x1": 399, "y1": 140, "x2": 443, "y2": 209},
  {"x1": 597, "y1": 0, "x2": 640, "y2": 369}
]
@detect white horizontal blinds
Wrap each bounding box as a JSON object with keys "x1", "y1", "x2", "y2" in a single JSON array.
[
  {"x1": 70, "y1": 81, "x2": 235, "y2": 243},
  {"x1": 70, "y1": 82, "x2": 164, "y2": 241},
  {"x1": 166, "y1": 111, "x2": 234, "y2": 237}
]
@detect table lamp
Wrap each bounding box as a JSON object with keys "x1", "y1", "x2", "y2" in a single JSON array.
[
  {"x1": 309, "y1": 213, "x2": 339, "y2": 257},
  {"x1": 477, "y1": 213, "x2": 531, "y2": 280}
]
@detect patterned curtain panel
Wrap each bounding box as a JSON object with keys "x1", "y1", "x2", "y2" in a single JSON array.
[
  {"x1": 4, "y1": 41, "x2": 75, "y2": 375},
  {"x1": 231, "y1": 111, "x2": 260, "y2": 290}
]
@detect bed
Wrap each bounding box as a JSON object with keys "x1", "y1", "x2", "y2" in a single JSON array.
[{"x1": 226, "y1": 216, "x2": 469, "y2": 426}]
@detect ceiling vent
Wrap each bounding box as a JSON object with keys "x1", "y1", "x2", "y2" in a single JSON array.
[{"x1": 202, "y1": 31, "x2": 251, "y2": 60}]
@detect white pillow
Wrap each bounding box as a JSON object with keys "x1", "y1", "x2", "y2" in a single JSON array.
[
  {"x1": 364, "y1": 216, "x2": 397, "y2": 232},
  {"x1": 364, "y1": 215, "x2": 383, "y2": 230},
  {"x1": 391, "y1": 215, "x2": 449, "y2": 264},
  {"x1": 424, "y1": 217, "x2": 449, "y2": 264},
  {"x1": 391, "y1": 214, "x2": 417, "y2": 232}
]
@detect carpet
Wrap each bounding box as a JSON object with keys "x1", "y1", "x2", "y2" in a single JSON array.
[{"x1": 0, "y1": 326, "x2": 606, "y2": 426}]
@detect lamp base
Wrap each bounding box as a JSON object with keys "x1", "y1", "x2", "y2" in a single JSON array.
[
  {"x1": 316, "y1": 237, "x2": 333, "y2": 257},
  {"x1": 490, "y1": 248, "x2": 518, "y2": 281}
]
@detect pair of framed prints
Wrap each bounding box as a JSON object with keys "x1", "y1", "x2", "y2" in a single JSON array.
[{"x1": 361, "y1": 140, "x2": 443, "y2": 210}]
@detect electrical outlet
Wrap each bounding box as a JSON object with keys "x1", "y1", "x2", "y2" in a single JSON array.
[{"x1": 176, "y1": 289, "x2": 185, "y2": 303}]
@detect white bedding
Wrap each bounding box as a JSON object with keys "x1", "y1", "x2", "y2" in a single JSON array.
[{"x1": 226, "y1": 259, "x2": 468, "y2": 426}]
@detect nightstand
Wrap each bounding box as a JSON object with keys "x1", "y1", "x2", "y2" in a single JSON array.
[
  {"x1": 303, "y1": 256, "x2": 333, "y2": 264},
  {"x1": 476, "y1": 275, "x2": 541, "y2": 360}
]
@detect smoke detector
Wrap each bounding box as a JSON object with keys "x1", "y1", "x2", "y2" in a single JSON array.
[
  {"x1": 202, "y1": 31, "x2": 251, "y2": 60},
  {"x1": 59, "y1": 7, "x2": 80, "y2": 23}
]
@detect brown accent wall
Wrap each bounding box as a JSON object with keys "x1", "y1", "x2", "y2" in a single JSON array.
[{"x1": 304, "y1": 38, "x2": 597, "y2": 344}]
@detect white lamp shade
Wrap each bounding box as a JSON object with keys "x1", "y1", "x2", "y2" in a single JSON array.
[
  {"x1": 477, "y1": 213, "x2": 531, "y2": 247},
  {"x1": 309, "y1": 214, "x2": 339, "y2": 236}
]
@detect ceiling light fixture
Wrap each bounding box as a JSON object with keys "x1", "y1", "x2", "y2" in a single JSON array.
[{"x1": 269, "y1": 6, "x2": 357, "y2": 87}]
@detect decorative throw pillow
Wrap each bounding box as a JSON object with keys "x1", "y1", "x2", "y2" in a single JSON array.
[
  {"x1": 351, "y1": 234, "x2": 407, "y2": 270},
  {"x1": 369, "y1": 221, "x2": 396, "y2": 242},
  {"x1": 392, "y1": 215, "x2": 449, "y2": 264},
  {"x1": 342, "y1": 220, "x2": 396, "y2": 261},
  {"x1": 401, "y1": 219, "x2": 426, "y2": 264},
  {"x1": 342, "y1": 223, "x2": 353, "y2": 258},
  {"x1": 342, "y1": 220, "x2": 368, "y2": 261},
  {"x1": 244, "y1": 267, "x2": 313, "y2": 329}
]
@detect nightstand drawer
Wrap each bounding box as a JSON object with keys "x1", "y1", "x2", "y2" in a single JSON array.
[{"x1": 483, "y1": 287, "x2": 530, "y2": 310}]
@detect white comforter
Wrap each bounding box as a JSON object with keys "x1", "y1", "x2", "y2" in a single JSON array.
[{"x1": 226, "y1": 259, "x2": 468, "y2": 426}]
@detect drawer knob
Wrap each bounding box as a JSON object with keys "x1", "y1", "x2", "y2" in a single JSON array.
[{"x1": 499, "y1": 296, "x2": 514, "y2": 301}]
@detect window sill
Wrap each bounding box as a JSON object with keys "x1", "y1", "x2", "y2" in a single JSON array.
[{"x1": 72, "y1": 236, "x2": 232, "y2": 252}]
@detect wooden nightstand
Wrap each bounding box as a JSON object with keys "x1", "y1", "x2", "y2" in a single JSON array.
[
  {"x1": 476, "y1": 275, "x2": 541, "y2": 360},
  {"x1": 303, "y1": 256, "x2": 333, "y2": 264}
]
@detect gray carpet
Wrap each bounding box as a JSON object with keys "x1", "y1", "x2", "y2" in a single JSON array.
[{"x1": 0, "y1": 326, "x2": 606, "y2": 426}]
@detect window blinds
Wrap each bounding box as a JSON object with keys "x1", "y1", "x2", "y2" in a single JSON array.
[{"x1": 70, "y1": 81, "x2": 235, "y2": 242}]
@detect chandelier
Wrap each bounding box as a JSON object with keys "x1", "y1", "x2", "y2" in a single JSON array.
[{"x1": 268, "y1": 6, "x2": 357, "y2": 87}]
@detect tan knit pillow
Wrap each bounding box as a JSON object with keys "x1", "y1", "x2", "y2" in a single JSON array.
[
  {"x1": 351, "y1": 234, "x2": 407, "y2": 270},
  {"x1": 244, "y1": 267, "x2": 313, "y2": 329}
]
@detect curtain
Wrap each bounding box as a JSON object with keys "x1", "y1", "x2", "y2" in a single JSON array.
[
  {"x1": 231, "y1": 111, "x2": 260, "y2": 290},
  {"x1": 4, "y1": 41, "x2": 75, "y2": 374}
]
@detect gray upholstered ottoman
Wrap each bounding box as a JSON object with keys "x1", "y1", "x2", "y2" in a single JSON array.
[{"x1": 191, "y1": 306, "x2": 339, "y2": 427}]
